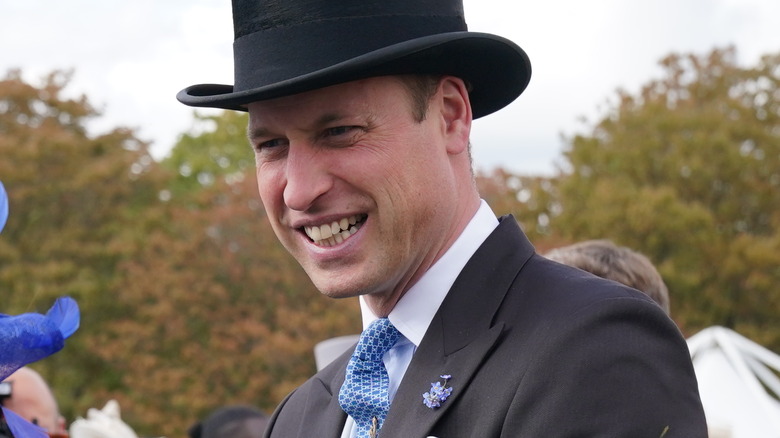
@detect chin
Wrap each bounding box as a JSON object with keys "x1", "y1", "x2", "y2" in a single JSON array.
[
  {"x1": 311, "y1": 277, "x2": 366, "y2": 300},
  {"x1": 317, "y1": 288, "x2": 363, "y2": 301}
]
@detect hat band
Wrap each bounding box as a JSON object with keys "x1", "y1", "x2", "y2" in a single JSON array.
[{"x1": 233, "y1": 14, "x2": 467, "y2": 92}]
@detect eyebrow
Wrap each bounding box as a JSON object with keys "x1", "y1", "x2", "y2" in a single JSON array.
[
  {"x1": 247, "y1": 125, "x2": 271, "y2": 142},
  {"x1": 248, "y1": 112, "x2": 347, "y2": 142}
]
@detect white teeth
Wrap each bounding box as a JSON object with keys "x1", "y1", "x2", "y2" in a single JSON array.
[
  {"x1": 304, "y1": 214, "x2": 365, "y2": 245},
  {"x1": 320, "y1": 223, "x2": 333, "y2": 239}
]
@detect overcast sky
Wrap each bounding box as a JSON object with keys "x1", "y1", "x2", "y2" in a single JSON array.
[{"x1": 2, "y1": 0, "x2": 779, "y2": 175}]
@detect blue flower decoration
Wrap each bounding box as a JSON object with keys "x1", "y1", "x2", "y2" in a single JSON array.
[
  {"x1": 0, "y1": 297, "x2": 80, "y2": 438},
  {"x1": 0, "y1": 296, "x2": 80, "y2": 381},
  {"x1": 422, "y1": 374, "x2": 453, "y2": 409}
]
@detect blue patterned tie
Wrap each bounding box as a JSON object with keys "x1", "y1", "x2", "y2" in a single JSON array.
[{"x1": 338, "y1": 318, "x2": 401, "y2": 438}]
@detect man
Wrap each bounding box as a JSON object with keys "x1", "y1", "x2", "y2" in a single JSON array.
[
  {"x1": 1, "y1": 367, "x2": 68, "y2": 436},
  {"x1": 178, "y1": 1, "x2": 707, "y2": 436},
  {"x1": 545, "y1": 239, "x2": 672, "y2": 315}
]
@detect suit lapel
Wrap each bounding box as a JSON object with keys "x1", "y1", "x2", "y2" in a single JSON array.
[
  {"x1": 382, "y1": 216, "x2": 535, "y2": 437},
  {"x1": 294, "y1": 352, "x2": 351, "y2": 437},
  {"x1": 383, "y1": 322, "x2": 504, "y2": 436}
]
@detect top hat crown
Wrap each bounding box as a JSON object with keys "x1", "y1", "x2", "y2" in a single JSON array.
[{"x1": 177, "y1": 0, "x2": 531, "y2": 119}]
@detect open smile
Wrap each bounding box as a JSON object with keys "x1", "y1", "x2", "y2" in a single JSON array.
[{"x1": 303, "y1": 214, "x2": 367, "y2": 247}]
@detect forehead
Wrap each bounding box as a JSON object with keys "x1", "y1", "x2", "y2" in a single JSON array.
[{"x1": 247, "y1": 76, "x2": 409, "y2": 126}]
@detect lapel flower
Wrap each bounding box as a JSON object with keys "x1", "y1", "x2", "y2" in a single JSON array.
[{"x1": 422, "y1": 374, "x2": 453, "y2": 409}]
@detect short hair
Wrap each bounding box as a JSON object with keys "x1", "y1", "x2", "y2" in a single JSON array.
[
  {"x1": 544, "y1": 240, "x2": 671, "y2": 315},
  {"x1": 399, "y1": 74, "x2": 443, "y2": 122}
]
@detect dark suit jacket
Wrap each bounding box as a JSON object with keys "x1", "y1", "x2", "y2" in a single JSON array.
[{"x1": 264, "y1": 216, "x2": 708, "y2": 437}]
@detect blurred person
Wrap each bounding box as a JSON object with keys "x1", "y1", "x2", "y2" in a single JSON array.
[
  {"x1": 545, "y1": 239, "x2": 671, "y2": 315},
  {"x1": 177, "y1": 0, "x2": 707, "y2": 436},
  {"x1": 0, "y1": 366, "x2": 67, "y2": 437},
  {"x1": 188, "y1": 405, "x2": 268, "y2": 438}
]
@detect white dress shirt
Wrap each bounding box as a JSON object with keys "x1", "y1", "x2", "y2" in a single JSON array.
[{"x1": 341, "y1": 200, "x2": 499, "y2": 438}]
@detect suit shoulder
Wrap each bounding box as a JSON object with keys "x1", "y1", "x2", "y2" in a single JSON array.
[{"x1": 516, "y1": 253, "x2": 663, "y2": 315}]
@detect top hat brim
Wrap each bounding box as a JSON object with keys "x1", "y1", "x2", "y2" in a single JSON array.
[{"x1": 177, "y1": 32, "x2": 531, "y2": 119}]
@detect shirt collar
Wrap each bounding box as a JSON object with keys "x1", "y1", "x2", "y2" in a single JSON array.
[{"x1": 360, "y1": 200, "x2": 499, "y2": 346}]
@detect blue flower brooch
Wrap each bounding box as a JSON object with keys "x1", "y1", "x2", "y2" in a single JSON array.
[{"x1": 422, "y1": 374, "x2": 453, "y2": 409}]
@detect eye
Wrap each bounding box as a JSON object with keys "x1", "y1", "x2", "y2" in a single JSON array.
[
  {"x1": 325, "y1": 126, "x2": 357, "y2": 137},
  {"x1": 255, "y1": 137, "x2": 289, "y2": 151}
]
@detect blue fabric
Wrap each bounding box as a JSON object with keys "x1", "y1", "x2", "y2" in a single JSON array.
[
  {"x1": 338, "y1": 318, "x2": 400, "y2": 438},
  {"x1": 0, "y1": 297, "x2": 80, "y2": 382},
  {"x1": 0, "y1": 181, "x2": 8, "y2": 233},
  {"x1": 1, "y1": 406, "x2": 48, "y2": 438}
]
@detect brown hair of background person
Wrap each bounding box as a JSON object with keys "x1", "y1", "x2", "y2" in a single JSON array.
[{"x1": 545, "y1": 239, "x2": 671, "y2": 315}]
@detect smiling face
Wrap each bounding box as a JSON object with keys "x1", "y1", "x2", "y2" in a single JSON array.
[{"x1": 247, "y1": 75, "x2": 478, "y2": 316}]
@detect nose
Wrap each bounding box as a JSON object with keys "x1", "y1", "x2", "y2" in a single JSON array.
[{"x1": 283, "y1": 142, "x2": 332, "y2": 211}]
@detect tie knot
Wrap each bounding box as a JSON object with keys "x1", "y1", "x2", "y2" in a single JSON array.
[{"x1": 356, "y1": 318, "x2": 400, "y2": 359}]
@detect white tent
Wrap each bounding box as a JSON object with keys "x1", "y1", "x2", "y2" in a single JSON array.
[{"x1": 687, "y1": 326, "x2": 780, "y2": 438}]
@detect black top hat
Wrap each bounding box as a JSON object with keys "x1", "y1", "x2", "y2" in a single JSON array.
[{"x1": 177, "y1": 0, "x2": 531, "y2": 119}]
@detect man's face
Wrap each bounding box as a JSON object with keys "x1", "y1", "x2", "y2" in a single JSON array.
[{"x1": 247, "y1": 76, "x2": 469, "y2": 314}]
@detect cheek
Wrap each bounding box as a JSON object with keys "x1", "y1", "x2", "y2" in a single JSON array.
[
  {"x1": 256, "y1": 167, "x2": 283, "y2": 213},
  {"x1": 256, "y1": 175, "x2": 292, "y2": 247}
]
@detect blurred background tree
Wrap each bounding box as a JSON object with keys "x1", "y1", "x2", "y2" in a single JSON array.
[
  {"x1": 563, "y1": 47, "x2": 779, "y2": 346},
  {"x1": 0, "y1": 68, "x2": 169, "y2": 424},
  {"x1": 497, "y1": 47, "x2": 780, "y2": 347},
  {"x1": 161, "y1": 110, "x2": 252, "y2": 199},
  {"x1": 1, "y1": 45, "x2": 778, "y2": 436}
]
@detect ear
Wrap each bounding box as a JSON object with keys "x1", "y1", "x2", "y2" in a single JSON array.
[{"x1": 437, "y1": 76, "x2": 472, "y2": 155}]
